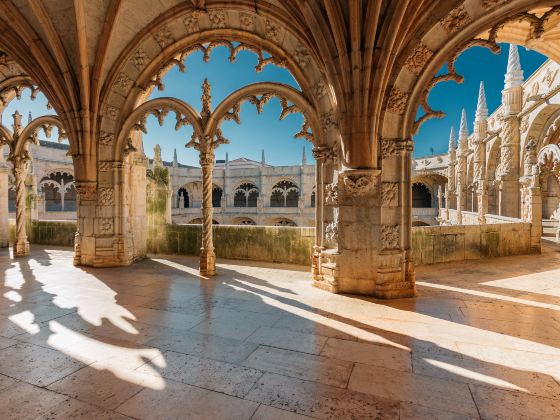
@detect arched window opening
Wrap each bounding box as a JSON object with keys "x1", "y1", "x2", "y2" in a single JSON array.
[
  {"x1": 412, "y1": 183, "x2": 432, "y2": 208},
  {"x1": 271, "y1": 180, "x2": 299, "y2": 207},
  {"x1": 39, "y1": 172, "x2": 74, "y2": 212},
  {"x1": 542, "y1": 175, "x2": 560, "y2": 220},
  {"x1": 177, "y1": 188, "x2": 189, "y2": 208},
  {"x1": 234, "y1": 183, "x2": 259, "y2": 207},
  {"x1": 212, "y1": 186, "x2": 223, "y2": 208},
  {"x1": 271, "y1": 218, "x2": 297, "y2": 226},
  {"x1": 233, "y1": 217, "x2": 256, "y2": 225}
]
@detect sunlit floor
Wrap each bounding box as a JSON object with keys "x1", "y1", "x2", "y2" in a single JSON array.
[{"x1": 1, "y1": 244, "x2": 560, "y2": 419}]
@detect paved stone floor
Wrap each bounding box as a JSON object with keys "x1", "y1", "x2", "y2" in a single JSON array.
[{"x1": 1, "y1": 244, "x2": 560, "y2": 419}]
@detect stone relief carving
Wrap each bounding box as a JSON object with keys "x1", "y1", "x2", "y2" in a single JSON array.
[
  {"x1": 99, "y1": 132, "x2": 115, "y2": 146},
  {"x1": 75, "y1": 182, "x2": 97, "y2": 201},
  {"x1": 440, "y1": 5, "x2": 471, "y2": 33},
  {"x1": 481, "y1": 0, "x2": 508, "y2": 9},
  {"x1": 387, "y1": 87, "x2": 408, "y2": 114},
  {"x1": 183, "y1": 15, "x2": 200, "y2": 33},
  {"x1": 381, "y1": 225, "x2": 400, "y2": 250},
  {"x1": 153, "y1": 26, "x2": 174, "y2": 49},
  {"x1": 543, "y1": 67, "x2": 558, "y2": 87},
  {"x1": 208, "y1": 10, "x2": 226, "y2": 28},
  {"x1": 381, "y1": 182, "x2": 399, "y2": 207},
  {"x1": 342, "y1": 173, "x2": 378, "y2": 197},
  {"x1": 98, "y1": 188, "x2": 114, "y2": 206},
  {"x1": 99, "y1": 218, "x2": 114, "y2": 234},
  {"x1": 325, "y1": 221, "x2": 338, "y2": 243},
  {"x1": 312, "y1": 79, "x2": 328, "y2": 99},
  {"x1": 239, "y1": 12, "x2": 255, "y2": 30},
  {"x1": 294, "y1": 44, "x2": 311, "y2": 68},
  {"x1": 405, "y1": 43, "x2": 433, "y2": 75},
  {"x1": 114, "y1": 72, "x2": 133, "y2": 91},
  {"x1": 381, "y1": 139, "x2": 398, "y2": 159},
  {"x1": 520, "y1": 115, "x2": 529, "y2": 133},
  {"x1": 320, "y1": 110, "x2": 337, "y2": 131},
  {"x1": 265, "y1": 20, "x2": 281, "y2": 43},
  {"x1": 105, "y1": 106, "x2": 118, "y2": 120},
  {"x1": 324, "y1": 182, "x2": 338, "y2": 206},
  {"x1": 131, "y1": 48, "x2": 148, "y2": 70}
]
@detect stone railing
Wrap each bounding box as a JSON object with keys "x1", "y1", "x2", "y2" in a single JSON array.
[{"x1": 411, "y1": 222, "x2": 533, "y2": 265}]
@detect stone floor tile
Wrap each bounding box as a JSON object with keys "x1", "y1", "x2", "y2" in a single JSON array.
[
  {"x1": 0, "y1": 373, "x2": 19, "y2": 392},
  {"x1": 0, "y1": 335, "x2": 17, "y2": 350},
  {"x1": 411, "y1": 353, "x2": 560, "y2": 400},
  {"x1": 246, "y1": 326, "x2": 328, "y2": 355},
  {"x1": 250, "y1": 404, "x2": 314, "y2": 419},
  {"x1": 35, "y1": 397, "x2": 133, "y2": 420},
  {"x1": 137, "y1": 350, "x2": 263, "y2": 398},
  {"x1": 470, "y1": 385, "x2": 560, "y2": 419},
  {"x1": 245, "y1": 372, "x2": 399, "y2": 419},
  {"x1": 0, "y1": 342, "x2": 85, "y2": 386},
  {"x1": 243, "y1": 346, "x2": 354, "y2": 388},
  {"x1": 47, "y1": 365, "x2": 149, "y2": 409},
  {"x1": 145, "y1": 329, "x2": 259, "y2": 364},
  {"x1": 115, "y1": 379, "x2": 259, "y2": 420},
  {"x1": 189, "y1": 317, "x2": 262, "y2": 340},
  {"x1": 348, "y1": 363, "x2": 479, "y2": 417},
  {"x1": 399, "y1": 402, "x2": 478, "y2": 420},
  {"x1": 320, "y1": 337, "x2": 411, "y2": 371},
  {"x1": 0, "y1": 381, "x2": 68, "y2": 420}
]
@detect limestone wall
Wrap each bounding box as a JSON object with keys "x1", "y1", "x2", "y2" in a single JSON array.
[
  {"x1": 10, "y1": 220, "x2": 532, "y2": 267},
  {"x1": 412, "y1": 222, "x2": 532, "y2": 265}
]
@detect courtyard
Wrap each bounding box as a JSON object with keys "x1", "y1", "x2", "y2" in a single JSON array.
[{"x1": 0, "y1": 244, "x2": 559, "y2": 419}]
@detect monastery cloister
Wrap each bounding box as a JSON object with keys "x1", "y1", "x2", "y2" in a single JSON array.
[{"x1": 1, "y1": 1, "x2": 560, "y2": 418}]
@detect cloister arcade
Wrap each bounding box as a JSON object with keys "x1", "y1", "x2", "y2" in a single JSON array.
[{"x1": 1, "y1": 1, "x2": 560, "y2": 296}]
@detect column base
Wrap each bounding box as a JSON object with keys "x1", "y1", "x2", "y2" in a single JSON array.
[
  {"x1": 13, "y1": 240, "x2": 30, "y2": 257},
  {"x1": 199, "y1": 249, "x2": 216, "y2": 277}
]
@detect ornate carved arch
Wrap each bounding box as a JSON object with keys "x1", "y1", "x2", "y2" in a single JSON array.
[
  {"x1": 207, "y1": 82, "x2": 318, "y2": 145},
  {"x1": 115, "y1": 97, "x2": 203, "y2": 160},
  {"x1": 15, "y1": 115, "x2": 67, "y2": 158}
]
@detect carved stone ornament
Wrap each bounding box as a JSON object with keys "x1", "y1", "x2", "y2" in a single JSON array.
[
  {"x1": 99, "y1": 131, "x2": 114, "y2": 146},
  {"x1": 320, "y1": 110, "x2": 338, "y2": 131},
  {"x1": 153, "y1": 26, "x2": 174, "y2": 49},
  {"x1": 324, "y1": 182, "x2": 338, "y2": 206},
  {"x1": 440, "y1": 5, "x2": 471, "y2": 33},
  {"x1": 99, "y1": 218, "x2": 114, "y2": 234},
  {"x1": 543, "y1": 67, "x2": 558, "y2": 87},
  {"x1": 312, "y1": 145, "x2": 335, "y2": 162},
  {"x1": 387, "y1": 87, "x2": 408, "y2": 114},
  {"x1": 114, "y1": 72, "x2": 133, "y2": 91},
  {"x1": 405, "y1": 43, "x2": 433, "y2": 76},
  {"x1": 239, "y1": 12, "x2": 255, "y2": 30},
  {"x1": 381, "y1": 182, "x2": 399, "y2": 207},
  {"x1": 208, "y1": 10, "x2": 227, "y2": 28},
  {"x1": 131, "y1": 48, "x2": 148, "y2": 70},
  {"x1": 105, "y1": 106, "x2": 119, "y2": 120},
  {"x1": 520, "y1": 115, "x2": 529, "y2": 133},
  {"x1": 265, "y1": 20, "x2": 281, "y2": 43},
  {"x1": 294, "y1": 44, "x2": 311, "y2": 68},
  {"x1": 381, "y1": 225, "x2": 400, "y2": 250},
  {"x1": 183, "y1": 15, "x2": 200, "y2": 33},
  {"x1": 341, "y1": 170, "x2": 380, "y2": 197},
  {"x1": 325, "y1": 221, "x2": 338, "y2": 243},
  {"x1": 75, "y1": 182, "x2": 97, "y2": 201},
  {"x1": 381, "y1": 139, "x2": 398, "y2": 159},
  {"x1": 98, "y1": 187, "x2": 114, "y2": 206}
]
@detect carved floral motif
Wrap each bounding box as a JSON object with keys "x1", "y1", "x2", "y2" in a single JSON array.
[
  {"x1": 312, "y1": 80, "x2": 327, "y2": 99},
  {"x1": 440, "y1": 5, "x2": 471, "y2": 33},
  {"x1": 265, "y1": 20, "x2": 281, "y2": 43},
  {"x1": 98, "y1": 188, "x2": 114, "y2": 206},
  {"x1": 381, "y1": 225, "x2": 400, "y2": 250},
  {"x1": 99, "y1": 132, "x2": 114, "y2": 146},
  {"x1": 183, "y1": 15, "x2": 200, "y2": 33},
  {"x1": 294, "y1": 44, "x2": 311, "y2": 68},
  {"x1": 381, "y1": 139, "x2": 398, "y2": 159},
  {"x1": 381, "y1": 182, "x2": 399, "y2": 207},
  {"x1": 405, "y1": 43, "x2": 433, "y2": 75},
  {"x1": 99, "y1": 218, "x2": 114, "y2": 234},
  {"x1": 387, "y1": 88, "x2": 408, "y2": 114},
  {"x1": 114, "y1": 73, "x2": 132, "y2": 91},
  {"x1": 320, "y1": 110, "x2": 337, "y2": 131},
  {"x1": 131, "y1": 49, "x2": 148, "y2": 70},
  {"x1": 75, "y1": 182, "x2": 97, "y2": 201},
  {"x1": 342, "y1": 173, "x2": 378, "y2": 197},
  {"x1": 239, "y1": 13, "x2": 255, "y2": 30},
  {"x1": 153, "y1": 26, "x2": 174, "y2": 49},
  {"x1": 208, "y1": 10, "x2": 226, "y2": 28}
]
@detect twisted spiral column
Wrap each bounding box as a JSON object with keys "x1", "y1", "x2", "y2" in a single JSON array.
[
  {"x1": 199, "y1": 149, "x2": 216, "y2": 276},
  {"x1": 13, "y1": 160, "x2": 30, "y2": 256}
]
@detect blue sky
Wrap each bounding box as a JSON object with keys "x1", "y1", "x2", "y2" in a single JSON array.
[
  {"x1": 413, "y1": 43, "x2": 547, "y2": 157},
  {"x1": 2, "y1": 42, "x2": 548, "y2": 164}
]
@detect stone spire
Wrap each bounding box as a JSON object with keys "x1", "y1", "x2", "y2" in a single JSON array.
[
  {"x1": 301, "y1": 145, "x2": 307, "y2": 165},
  {"x1": 12, "y1": 110, "x2": 22, "y2": 135},
  {"x1": 459, "y1": 109, "x2": 469, "y2": 140},
  {"x1": 28, "y1": 112, "x2": 32, "y2": 124},
  {"x1": 225, "y1": 152, "x2": 229, "y2": 168},
  {"x1": 172, "y1": 148, "x2": 178, "y2": 167},
  {"x1": 448, "y1": 126, "x2": 456, "y2": 151},
  {"x1": 261, "y1": 149, "x2": 266, "y2": 166},
  {"x1": 504, "y1": 44, "x2": 524, "y2": 89},
  {"x1": 475, "y1": 81, "x2": 488, "y2": 122}
]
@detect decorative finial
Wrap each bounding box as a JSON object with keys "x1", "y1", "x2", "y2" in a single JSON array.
[
  {"x1": 201, "y1": 78, "x2": 212, "y2": 115},
  {"x1": 28, "y1": 111, "x2": 32, "y2": 124},
  {"x1": 12, "y1": 111, "x2": 22, "y2": 135},
  {"x1": 448, "y1": 126, "x2": 456, "y2": 151},
  {"x1": 302, "y1": 145, "x2": 307, "y2": 165},
  {"x1": 504, "y1": 44, "x2": 524, "y2": 89},
  {"x1": 475, "y1": 81, "x2": 488, "y2": 121},
  {"x1": 173, "y1": 148, "x2": 178, "y2": 167},
  {"x1": 459, "y1": 109, "x2": 469, "y2": 140},
  {"x1": 261, "y1": 149, "x2": 266, "y2": 166}
]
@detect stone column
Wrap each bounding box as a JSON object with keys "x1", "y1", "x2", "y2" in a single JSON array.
[
  {"x1": 474, "y1": 82, "x2": 488, "y2": 224},
  {"x1": 73, "y1": 182, "x2": 97, "y2": 266},
  {"x1": 456, "y1": 109, "x2": 469, "y2": 225},
  {"x1": 437, "y1": 185, "x2": 443, "y2": 211},
  {"x1": 447, "y1": 126, "x2": 457, "y2": 214},
  {"x1": 12, "y1": 158, "x2": 30, "y2": 256},
  {"x1": 199, "y1": 146, "x2": 216, "y2": 276},
  {"x1": 0, "y1": 161, "x2": 8, "y2": 248},
  {"x1": 497, "y1": 44, "x2": 524, "y2": 218}
]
